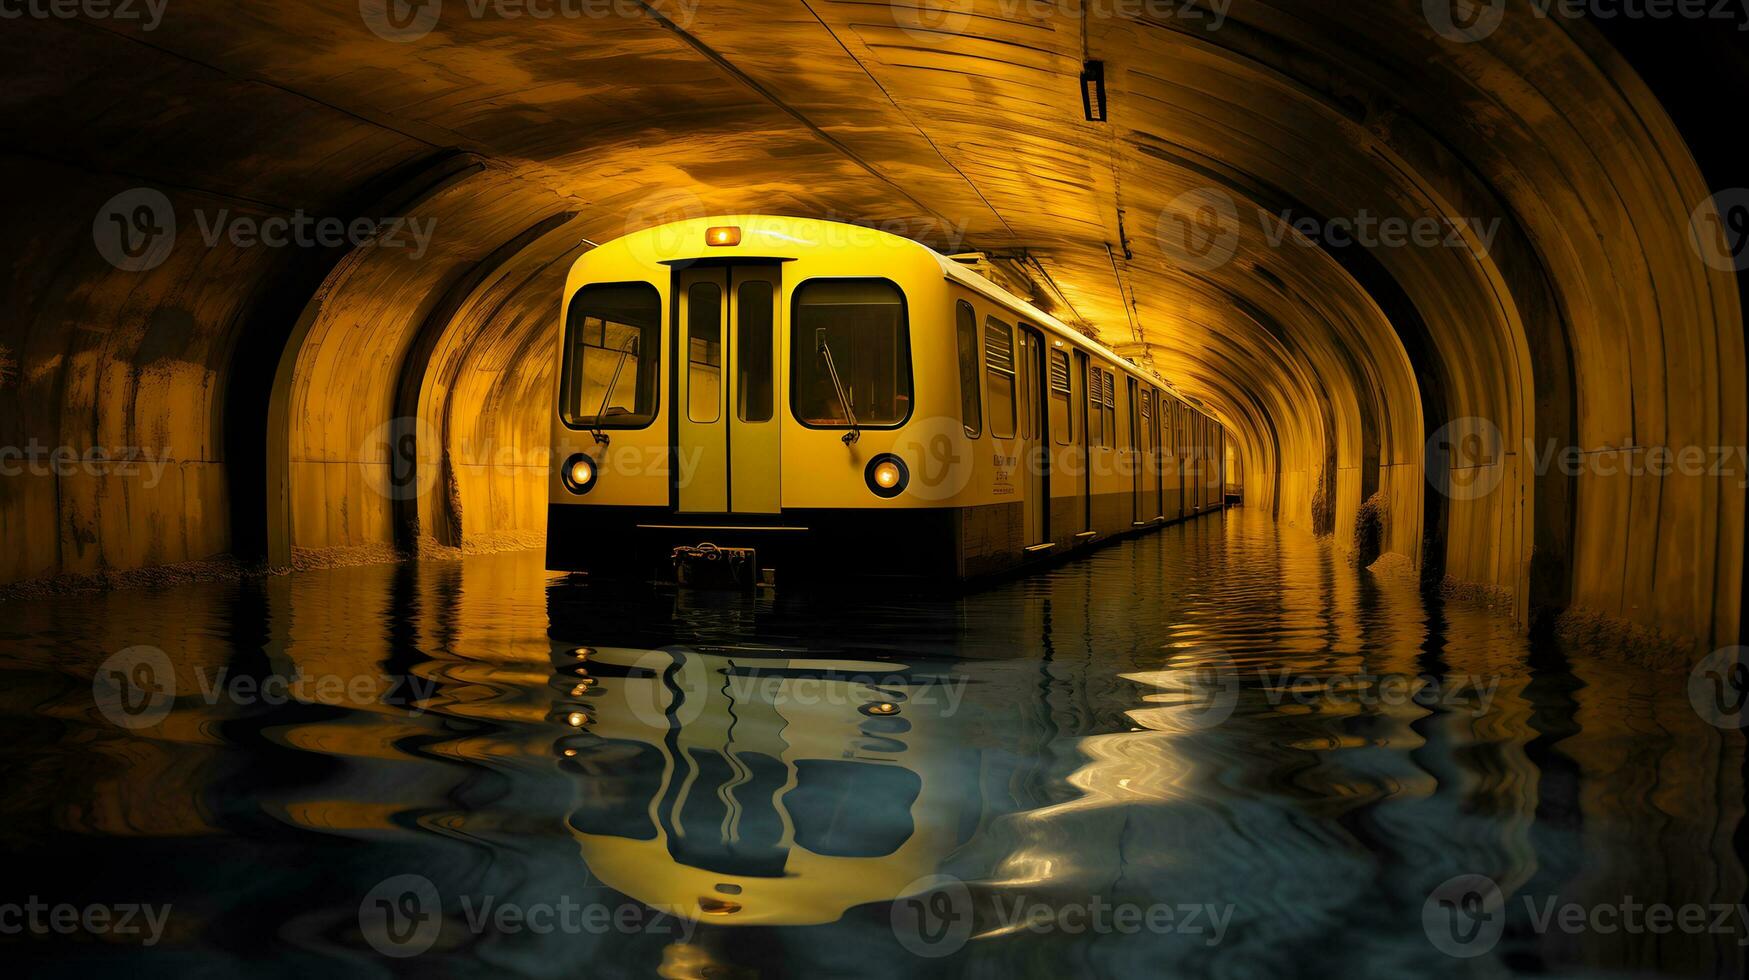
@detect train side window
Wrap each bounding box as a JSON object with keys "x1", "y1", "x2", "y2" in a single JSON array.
[
  {"x1": 1087, "y1": 370, "x2": 1104, "y2": 447},
  {"x1": 687, "y1": 281, "x2": 723, "y2": 423},
  {"x1": 1103, "y1": 372, "x2": 1118, "y2": 448},
  {"x1": 1133, "y1": 381, "x2": 1147, "y2": 453},
  {"x1": 787, "y1": 760, "x2": 921, "y2": 858},
  {"x1": 1150, "y1": 390, "x2": 1162, "y2": 457},
  {"x1": 562, "y1": 739, "x2": 664, "y2": 841},
  {"x1": 984, "y1": 316, "x2": 1016, "y2": 439},
  {"x1": 560, "y1": 283, "x2": 662, "y2": 430},
  {"x1": 737, "y1": 280, "x2": 774, "y2": 422},
  {"x1": 791, "y1": 279, "x2": 912, "y2": 428},
  {"x1": 1048, "y1": 348, "x2": 1072, "y2": 445},
  {"x1": 1090, "y1": 368, "x2": 1116, "y2": 449},
  {"x1": 955, "y1": 300, "x2": 982, "y2": 438}
]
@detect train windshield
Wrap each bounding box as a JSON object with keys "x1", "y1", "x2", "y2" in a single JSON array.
[
  {"x1": 791, "y1": 279, "x2": 911, "y2": 427},
  {"x1": 560, "y1": 282, "x2": 661, "y2": 429}
]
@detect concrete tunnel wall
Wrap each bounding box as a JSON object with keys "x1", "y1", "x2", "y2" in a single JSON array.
[{"x1": 0, "y1": 2, "x2": 1742, "y2": 658}]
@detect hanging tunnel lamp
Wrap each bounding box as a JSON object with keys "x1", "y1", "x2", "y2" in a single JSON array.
[{"x1": 1081, "y1": 60, "x2": 1107, "y2": 122}]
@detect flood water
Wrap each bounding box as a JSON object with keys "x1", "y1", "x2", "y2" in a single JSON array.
[{"x1": 2, "y1": 509, "x2": 1743, "y2": 977}]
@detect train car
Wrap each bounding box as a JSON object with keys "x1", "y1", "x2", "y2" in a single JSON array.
[{"x1": 547, "y1": 215, "x2": 1224, "y2": 584}]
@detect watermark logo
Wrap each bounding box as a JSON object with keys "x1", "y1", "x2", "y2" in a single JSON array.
[
  {"x1": 1429, "y1": 0, "x2": 1749, "y2": 43},
  {"x1": 1169, "y1": 647, "x2": 1240, "y2": 729},
  {"x1": 360, "y1": 0, "x2": 442, "y2": 41},
  {"x1": 95, "y1": 188, "x2": 435, "y2": 270},
  {"x1": 1423, "y1": 874, "x2": 1749, "y2": 956},
  {"x1": 360, "y1": 874, "x2": 442, "y2": 957},
  {"x1": 892, "y1": 873, "x2": 1235, "y2": 957},
  {"x1": 1689, "y1": 189, "x2": 1749, "y2": 273},
  {"x1": 1154, "y1": 189, "x2": 1501, "y2": 272},
  {"x1": 1426, "y1": 419, "x2": 1749, "y2": 501},
  {"x1": 1258, "y1": 668, "x2": 1499, "y2": 717},
  {"x1": 899, "y1": 415, "x2": 976, "y2": 502},
  {"x1": 1156, "y1": 187, "x2": 1239, "y2": 273},
  {"x1": 358, "y1": 874, "x2": 702, "y2": 956},
  {"x1": 1423, "y1": 873, "x2": 1506, "y2": 957},
  {"x1": 618, "y1": 188, "x2": 709, "y2": 265},
  {"x1": 362, "y1": 0, "x2": 698, "y2": 38},
  {"x1": 892, "y1": 874, "x2": 975, "y2": 958},
  {"x1": 92, "y1": 645, "x2": 175, "y2": 730},
  {"x1": 621, "y1": 649, "x2": 712, "y2": 728},
  {"x1": 1425, "y1": 416, "x2": 1505, "y2": 501},
  {"x1": 890, "y1": 0, "x2": 974, "y2": 42},
  {"x1": 361, "y1": 416, "x2": 443, "y2": 502},
  {"x1": 93, "y1": 650, "x2": 435, "y2": 728},
  {"x1": 889, "y1": 0, "x2": 1227, "y2": 40},
  {"x1": 1262, "y1": 208, "x2": 1500, "y2": 258},
  {"x1": 1689, "y1": 646, "x2": 1749, "y2": 729},
  {"x1": 1423, "y1": 0, "x2": 1506, "y2": 42},
  {"x1": 718, "y1": 670, "x2": 968, "y2": 716},
  {"x1": 94, "y1": 188, "x2": 175, "y2": 273}
]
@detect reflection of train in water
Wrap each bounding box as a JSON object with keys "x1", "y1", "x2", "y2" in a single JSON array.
[
  {"x1": 547, "y1": 216, "x2": 1226, "y2": 583},
  {"x1": 553, "y1": 646, "x2": 979, "y2": 926}
]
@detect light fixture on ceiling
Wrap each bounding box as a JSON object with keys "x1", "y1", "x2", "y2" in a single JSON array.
[{"x1": 1081, "y1": 60, "x2": 1107, "y2": 123}]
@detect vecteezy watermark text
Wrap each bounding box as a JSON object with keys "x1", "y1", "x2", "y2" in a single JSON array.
[
  {"x1": 1165, "y1": 659, "x2": 1500, "y2": 730},
  {"x1": 1426, "y1": 417, "x2": 1749, "y2": 501},
  {"x1": 0, "y1": 442, "x2": 172, "y2": 487},
  {"x1": 359, "y1": 0, "x2": 699, "y2": 42},
  {"x1": 1154, "y1": 188, "x2": 1500, "y2": 274},
  {"x1": 93, "y1": 645, "x2": 436, "y2": 730},
  {"x1": 1424, "y1": 874, "x2": 1749, "y2": 957},
  {"x1": 891, "y1": 873, "x2": 1234, "y2": 958},
  {"x1": 358, "y1": 874, "x2": 696, "y2": 958},
  {"x1": 94, "y1": 187, "x2": 435, "y2": 272},
  {"x1": 0, "y1": 0, "x2": 167, "y2": 30},
  {"x1": 1426, "y1": 0, "x2": 1749, "y2": 44},
  {"x1": 0, "y1": 897, "x2": 172, "y2": 946},
  {"x1": 889, "y1": 0, "x2": 1229, "y2": 43}
]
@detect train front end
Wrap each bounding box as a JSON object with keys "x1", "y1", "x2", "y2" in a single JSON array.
[{"x1": 546, "y1": 216, "x2": 969, "y2": 585}]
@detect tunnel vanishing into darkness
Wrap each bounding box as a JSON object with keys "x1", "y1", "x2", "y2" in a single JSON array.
[{"x1": 0, "y1": 1, "x2": 1744, "y2": 660}]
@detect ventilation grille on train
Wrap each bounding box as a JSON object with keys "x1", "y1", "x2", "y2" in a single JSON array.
[
  {"x1": 985, "y1": 320, "x2": 1015, "y2": 376},
  {"x1": 1048, "y1": 349, "x2": 1071, "y2": 394},
  {"x1": 1096, "y1": 369, "x2": 1116, "y2": 408}
]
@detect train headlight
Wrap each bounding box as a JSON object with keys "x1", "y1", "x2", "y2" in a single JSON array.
[
  {"x1": 864, "y1": 454, "x2": 908, "y2": 498},
  {"x1": 562, "y1": 453, "x2": 599, "y2": 495}
]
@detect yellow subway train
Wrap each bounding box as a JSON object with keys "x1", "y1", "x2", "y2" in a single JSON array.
[{"x1": 547, "y1": 215, "x2": 1225, "y2": 583}]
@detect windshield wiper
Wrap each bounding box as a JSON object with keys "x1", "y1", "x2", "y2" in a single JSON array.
[
  {"x1": 815, "y1": 328, "x2": 859, "y2": 445},
  {"x1": 591, "y1": 334, "x2": 639, "y2": 445}
]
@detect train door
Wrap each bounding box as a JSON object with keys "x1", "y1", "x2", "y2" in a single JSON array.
[
  {"x1": 1127, "y1": 377, "x2": 1141, "y2": 526},
  {"x1": 1188, "y1": 413, "x2": 1201, "y2": 513},
  {"x1": 1216, "y1": 425, "x2": 1226, "y2": 508},
  {"x1": 1018, "y1": 326, "x2": 1049, "y2": 546},
  {"x1": 1172, "y1": 400, "x2": 1186, "y2": 519},
  {"x1": 1139, "y1": 385, "x2": 1160, "y2": 520},
  {"x1": 1194, "y1": 415, "x2": 1207, "y2": 512},
  {"x1": 1074, "y1": 351, "x2": 1092, "y2": 532},
  {"x1": 675, "y1": 265, "x2": 781, "y2": 514}
]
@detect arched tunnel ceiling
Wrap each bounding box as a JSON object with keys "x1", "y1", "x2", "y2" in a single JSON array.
[{"x1": 0, "y1": 1, "x2": 1742, "y2": 653}]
